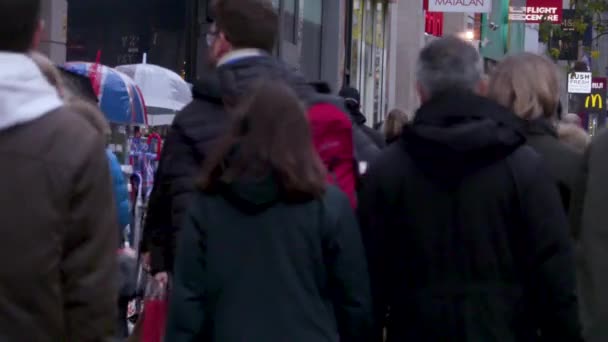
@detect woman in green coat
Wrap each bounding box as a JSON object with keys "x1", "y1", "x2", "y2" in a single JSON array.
[{"x1": 165, "y1": 80, "x2": 373, "y2": 342}]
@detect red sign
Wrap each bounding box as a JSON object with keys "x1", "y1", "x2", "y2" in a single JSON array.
[
  {"x1": 423, "y1": 0, "x2": 444, "y2": 36},
  {"x1": 425, "y1": 11, "x2": 444, "y2": 36},
  {"x1": 508, "y1": 0, "x2": 563, "y2": 24}
]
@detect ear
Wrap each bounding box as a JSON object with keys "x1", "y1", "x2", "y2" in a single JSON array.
[
  {"x1": 31, "y1": 20, "x2": 44, "y2": 50},
  {"x1": 475, "y1": 77, "x2": 489, "y2": 96},
  {"x1": 416, "y1": 82, "x2": 429, "y2": 103},
  {"x1": 218, "y1": 32, "x2": 233, "y2": 52}
]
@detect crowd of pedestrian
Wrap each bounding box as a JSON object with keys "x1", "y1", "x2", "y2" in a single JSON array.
[{"x1": 3, "y1": 0, "x2": 608, "y2": 341}]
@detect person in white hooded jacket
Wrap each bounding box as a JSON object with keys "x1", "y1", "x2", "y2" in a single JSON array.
[{"x1": 0, "y1": 0, "x2": 118, "y2": 340}]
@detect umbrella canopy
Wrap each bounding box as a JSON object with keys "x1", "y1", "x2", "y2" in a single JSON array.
[
  {"x1": 116, "y1": 64, "x2": 192, "y2": 126},
  {"x1": 63, "y1": 62, "x2": 148, "y2": 125}
]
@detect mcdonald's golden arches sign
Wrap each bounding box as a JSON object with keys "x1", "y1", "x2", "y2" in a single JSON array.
[
  {"x1": 585, "y1": 78, "x2": 607, "y2": 115},
  {"x1": 586, "y1": 93, "x2": 603, "y2": 110}
]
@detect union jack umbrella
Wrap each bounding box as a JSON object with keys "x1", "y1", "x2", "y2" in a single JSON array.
[{"x1": 63, "y1": 61, "x2": 148, "y2": 125}]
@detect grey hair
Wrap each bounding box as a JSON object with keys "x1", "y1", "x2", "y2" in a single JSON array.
[{"x1": 416, "y1": 36, "x2": 484, "y2": 98}]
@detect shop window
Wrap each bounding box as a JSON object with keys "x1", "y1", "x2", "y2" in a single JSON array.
[
  {"x1": 283, "y1": 0, "x2": 297, "y2": 43},
  {"x1": 349, "y1": 0, "x2": 388, "y2": 125},
  {"x1": 301, "y1": 0, "x2": 323, "y2": 81},
  {"x1": 67, "y1": 0, "x2": 187, "y2": 75},
  {"x1": 350, "y1": 0, "x2": 363, "y2": 90}
]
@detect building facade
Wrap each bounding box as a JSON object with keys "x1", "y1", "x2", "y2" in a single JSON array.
[
  {"x1": 42, "y1": 0, "x2": 470, "y2": 127},
  {"x1": 41, "y1": 0, "x2": 347, "y2": 92}
]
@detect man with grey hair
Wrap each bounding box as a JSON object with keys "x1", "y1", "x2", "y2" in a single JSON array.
[{"x1": 358, "y1": 36, "x2": 582, "y2": 341}]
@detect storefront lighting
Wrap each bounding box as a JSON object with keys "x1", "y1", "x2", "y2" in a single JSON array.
[{"x1": 464, "y1": 30, "x2": 475, "y2": 41}]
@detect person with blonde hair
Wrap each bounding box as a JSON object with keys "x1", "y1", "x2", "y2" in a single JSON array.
[
  {"x1": 30, "y1": 51, "x2": 134, "y2": 339},
  {"x1": 383, "y1": 108, "x2": 409, "y2": 144},
  {"x1": 488, "y1": 52, "x2": 583, "y2": 217},
  {"x1": 29, "y1": 52, "x2": 109, "y2": 133}
]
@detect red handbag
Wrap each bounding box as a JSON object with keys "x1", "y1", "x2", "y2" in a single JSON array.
[{"x1": 141, "y1": 276, "x2": 169, "y2": 342}]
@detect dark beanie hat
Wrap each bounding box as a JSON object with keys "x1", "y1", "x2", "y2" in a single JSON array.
[{"x1": 339, "y1": 86, "x2": 361, "y2": 105}]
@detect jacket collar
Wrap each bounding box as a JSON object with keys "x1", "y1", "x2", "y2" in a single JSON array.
[
  {"x1": 0, "y1": 52, "x2": 63, "y2": 131},
  {"x1": 217, "y1": 49, "x2": 266, "y2": 67},
  {"x1": 523, "y1": 118, "x2": 558, "y2": 138}
]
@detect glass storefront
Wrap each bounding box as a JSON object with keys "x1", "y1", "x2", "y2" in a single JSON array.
[
  {"x1": 67, "y1": 0, "x2": 188, "y2": 77},
  {"x1": 301, "y1": 0, "x2": 323, "y2": 81},
  {"x1": 67, "y1": 0, "x2": 329, "y2": 85},
  {"x1": 273, "y1": 0, "x2": 324, "y2": 82},
  {"x1": 349, "y1": 0, "x2": 389, "y2": 125}
]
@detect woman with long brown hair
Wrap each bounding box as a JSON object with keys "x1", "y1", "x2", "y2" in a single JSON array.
[{"x1": 165, "y1": 80, "x2": 372, "y2": 342}]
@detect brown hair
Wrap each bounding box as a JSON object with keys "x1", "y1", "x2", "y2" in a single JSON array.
[
  {"x1": 0, "y1": 0, "x2": 40, "y2": 52},
  {"x1": 201, "y1": 80, "x2": 326, "y2": 201},
  {"x1": 213, "y1": 0, "x2": 278, "y2": 53},
  {"x1": 30, "y1": 52, "x2": 109, "y2": 135},
  {"x1": 488, "y1": 53, "x2": 560, "y2": 121},
  {"x1": 384, "y1": 108, "x2": 409, "y2": 143}
]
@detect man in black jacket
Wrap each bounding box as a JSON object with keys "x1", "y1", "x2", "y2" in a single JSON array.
[
  {"x1": 142, "y1": 0, "x2": 356, "y2": 279},
  {"x1": 358, "y1": 36, "x2": 582, "y2": 341}
]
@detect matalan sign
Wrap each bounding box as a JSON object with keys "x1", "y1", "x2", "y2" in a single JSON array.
[
  {"x1": 568, "y1": 72, "x2": 593, "y2": 94},
  {"x1": 428, "y1": 0, "x2": 491, "y2": 13}
]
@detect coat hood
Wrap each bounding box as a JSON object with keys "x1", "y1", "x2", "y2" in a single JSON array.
[
  {"x1": 220, "y1": 176, "x2": 280, "y2": 215},
  {"x1": 403, "y1": 91, "x2": 525, "y2": 187},
  {"x1": 523, "y1": 118, "x2": 558, "y2": 138},
  {"x1": 192, "y1": 71, "x2": 223, "y2": 105},
  {"x1": 0, "y1": 53, "x2": 63, "y2": 131},
  {"x1": 216, "y1": 55, "x2": 317, "y2": 105}
]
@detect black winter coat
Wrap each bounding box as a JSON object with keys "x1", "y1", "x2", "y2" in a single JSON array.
[
  {"x1": 142, "y1": 73, "x2": 226, "y2": 273},
  {"x1": 358, "y1": 92, "x2": 582, "y2": 341},
  {"x1": 347, "y1": 106, "x2": 386, "y2": 149},
  {"x1": 576, "y1": 130, "x2": 608, "y2": 341},
  {"x1": 143, "y1": 55, "x2": 368, "y2": 273},
  {"x1": 165, "y1": 180, "x2": 372, "y2": 342},
  {"x1": 522, "y1": 119, "x2": 583, "y2": 218}
]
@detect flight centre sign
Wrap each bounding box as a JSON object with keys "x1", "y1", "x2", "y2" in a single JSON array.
[{"x1": 508, "y1": 0, "x2": 562, "y2": 24}]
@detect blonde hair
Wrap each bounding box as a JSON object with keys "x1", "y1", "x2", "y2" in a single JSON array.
[
  {"x1": 30, "y1": 52, "x2": 110, "y2": 135},
  {"x1": 384, "y1": 108, "x2": 409, "y2": 143},
  {"x1": 488, "y1": 53, "x2": 560, "y2": 121}
]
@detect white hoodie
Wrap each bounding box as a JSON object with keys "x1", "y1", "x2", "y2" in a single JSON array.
[{"x1": 0, "y1": 52, "x2": 63, "y2": 131}]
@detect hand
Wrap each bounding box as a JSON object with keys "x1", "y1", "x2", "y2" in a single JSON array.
[{"x1": 155, "y1": 272, "x2": 169, "y2": 288}]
